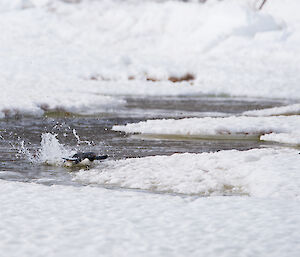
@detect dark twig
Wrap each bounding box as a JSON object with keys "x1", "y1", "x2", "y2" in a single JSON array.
[{"x1": 259, "y1": 0, "x2": 267, "y2": 10}]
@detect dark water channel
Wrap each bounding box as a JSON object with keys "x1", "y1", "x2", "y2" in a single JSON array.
[{"x1": 0, "y1": 95, "x2": 288, "y2": 186}]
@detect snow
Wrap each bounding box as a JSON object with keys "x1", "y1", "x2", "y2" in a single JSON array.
[
  {"x1": 0, "y1": 87, "x2": 124, "y2": 117},
  {"x1": 1, "y1": 1, "x2": 300, "y2": 255},
  {"x1": 243, "y1": 103, "x2": 300, "y2": 116},
  {"x1": 1, "y1": 0, "x2": 300, "y2": 117},
  {"x1": 1, "y1": 179, "x2": 300, "y2": 257},
  {"x1": 113, "y1": 115, "x2": 300, "y2": 142},
  {"x1": 74, "y1": 148, "x2": 300, "y2": 198},
  {"x1": 261, "y1": 132, "x2": 300, "y2": 145},
  {"x1": 0, "y1": 0, "x2": 24, "y2": 12}
]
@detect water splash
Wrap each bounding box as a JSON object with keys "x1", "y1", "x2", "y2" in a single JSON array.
[
  {"x1": 19, "y1": 140, "x2": 37, "y2": 163},
  {"x1": 0, "y1": 133, "x2": 35, "y2": 162},
  {"x1": 18, "y1": 133, "x2": 75, "y2": 166},
  {"x1": 72, "y1": 129, "x2": 93, "y2": 145},
  {"x1": 37, "y1": 133, "x2": 74, "y2": 165},
  {"x1": 16, "y1": 127, "x2": 98, "y2": 166}
]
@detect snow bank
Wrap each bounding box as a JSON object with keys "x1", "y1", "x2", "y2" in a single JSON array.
[
  {"x1": 74, "y1": 148, "x2": 300, "y2": 198},
  {"x1": 243, "y1": 104, "x2": 300, "y2": 116},
  {"x1": 113, "y1": 115, "x2": 300, "y2": 141},
  {"x1": 0, "y1": 80, "x2": 125, "y2": 118},
  {"x1": 261, "y1": 132, "x2": 300, "y2": 145},
  {"x1": 0, "y1": 0, "x2": 26, "y2": 12},
  {"x1": 1, "y1": 179, "x2": 300, "y2": 257},
  {"x1": 1, "y1": 0, "x2": 300, "y2": 117},
  {"x1": 0, "y1": 0, "x2": 54, "y2": 12}
]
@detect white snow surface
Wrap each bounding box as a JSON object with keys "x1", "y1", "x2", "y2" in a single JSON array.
[
  {"x1": 1, "y1": 179, "x2": 300, "y2": 257},
  {"x1": 74, "y1": 148, "x2": 300, "y2": 198},
  {"x1": 243, "y1": 103, "x2": 300, "y2": 116},
  {"x1": 2, "y1": 2, "x2": 300, "y2": 255},
  {"x1": 113, "y1": 115, "x2": 300, "y2": 143},
  {"x1": 1, "y1": 0, "x2": 300, "y2": 117},
  {"x1": 261, "y1": 132, "x2": 300, "y2": 145}
]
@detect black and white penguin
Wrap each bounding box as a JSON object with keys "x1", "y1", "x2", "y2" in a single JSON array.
[{"x1": 63, "y1": 152, "x2": 108, "y2": 167}]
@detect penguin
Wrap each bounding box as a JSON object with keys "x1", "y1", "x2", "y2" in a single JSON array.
[{"x1": 63, "y1": 152, "x2": 108, "y2": 167}]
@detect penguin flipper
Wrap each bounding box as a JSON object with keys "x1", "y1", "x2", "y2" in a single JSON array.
[
  {"x1": 63, "y1": 157, "x2": 78, "y2": 161},
  {"x1": 95, "y1": 155, "x2": 108, "y2": 160},
  {"x1": 63, "y1": 157, "x2": 81, "y2": 164}
]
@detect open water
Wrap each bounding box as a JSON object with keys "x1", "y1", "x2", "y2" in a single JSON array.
[{"x1": 0, "y1": 95, "x2": 289, "y2": 186}]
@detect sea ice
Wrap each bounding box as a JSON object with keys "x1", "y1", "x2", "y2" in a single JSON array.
[
  {"x1": 74, "y1": 147, "x2": 300, "y2": 199},
  {"x1": 113, "y1": 115, "x2": 300, "y2": 144},
  {"x1": 261, "y1": 132, "x2": 300, "y2": 145},
  {"x1": 243, "y1": 103, "x2": 300, "y2": 116}
]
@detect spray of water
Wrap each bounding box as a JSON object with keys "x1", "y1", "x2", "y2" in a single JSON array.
[
  {"x1": 19, "y1": 140, "x2": 37, "y2": 163},
  {"x1": 72, "y1": 129, "x2": 93, "y2": 145},
  {"x1": 16, "y1": 126, "x2": 94, "y2": 166},
  {"x1": 37, "y1": 133, "x2": 74, "y2": 165},
  {"x1": 18, "y1": 133, "x2": 75, "y2": 166}
]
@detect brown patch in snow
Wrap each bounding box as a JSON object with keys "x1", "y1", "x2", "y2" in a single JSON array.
[
  {"x1": 168, "y1": 73, "x2": 195, "y2": 83},
  {"x1": 146, "y1": 76, "x2": 159, "y2": 82}
]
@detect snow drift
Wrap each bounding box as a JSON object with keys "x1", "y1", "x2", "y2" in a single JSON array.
[
  {"x1": 1, "y1": 0, "x2": 300, "y2": 117},
  {"x1": 74, "y1": 147, "x2": 300, "y2": 198}
]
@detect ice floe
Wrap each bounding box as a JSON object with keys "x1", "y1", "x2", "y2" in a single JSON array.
[
  {"x1": 261, "y1": 132, "x2": 300, "y2": 146},
  {"x1": 74, "y1": 148, "x2": 300, "y2": 199},
  {"x1": 243, "y1": 103, "x2": 300, "y2": 116},
  {"x1": 113, "y1": 115, "x2": 300, "y2": 143}
]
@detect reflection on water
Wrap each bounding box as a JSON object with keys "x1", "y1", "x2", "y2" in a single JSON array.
[{"x1": 0, "y1": 95, "x2": 288, "y2": 187}]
